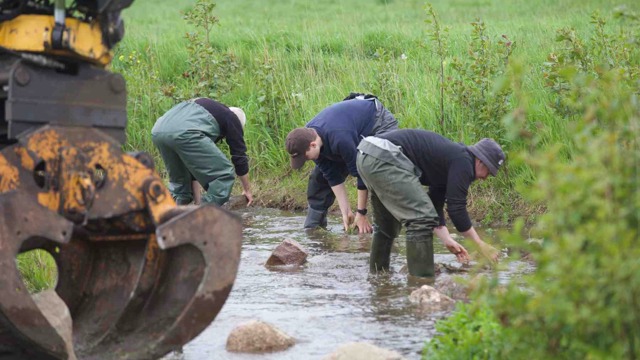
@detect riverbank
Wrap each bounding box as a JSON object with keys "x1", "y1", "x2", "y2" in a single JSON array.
[
  {"x1": 232, "y1": 170, "x2": 540, "y2": 229},
  {"x1": 113, "y1": 0, "x2": 630, "y2": 227}
]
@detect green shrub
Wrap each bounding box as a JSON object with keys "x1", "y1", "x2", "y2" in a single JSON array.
[
  {"x1": 426, "y1": 9, "x2": 640, "y2": 360},
  {"x1": 423, "y1": 303, "x2": 508, "y2": 360}
]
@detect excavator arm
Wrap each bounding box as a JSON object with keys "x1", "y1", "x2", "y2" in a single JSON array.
[{"x1": 0, "y1": 1, "x2": 242, "y2": 359}]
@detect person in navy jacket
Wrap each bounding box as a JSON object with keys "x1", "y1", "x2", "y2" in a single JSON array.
[{"x1": 285, "y1": 94, "x2": 398, "y2": 233}]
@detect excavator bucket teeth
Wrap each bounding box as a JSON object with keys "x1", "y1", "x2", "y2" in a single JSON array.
[
  {"x1": 56, "y1": 205, "x2": 243, "y2": 360},
  {"x1": 84, "y1": 206, "x2": 242, "y2": 359},
  {"x1": 0, "y1": 192, "x2": 74, "y2": 359},
  {"x1": 0, "y1": 125, "x2": 243, "y2": 359}
]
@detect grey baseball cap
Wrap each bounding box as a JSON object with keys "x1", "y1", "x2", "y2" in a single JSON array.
[{"x1": 468, "y1": 138, "x2": 505, "y2": 176}]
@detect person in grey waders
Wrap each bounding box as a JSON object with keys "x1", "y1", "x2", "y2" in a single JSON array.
[
  {"x1": 151, "y1": 98, "x2": 253, "y2": 206},
  {"x1": 356, "y1": 129, "x2": 504, "y2": 277},
  {"x1": 285, "y1": 93, "x2": 398, "y2": 233}
]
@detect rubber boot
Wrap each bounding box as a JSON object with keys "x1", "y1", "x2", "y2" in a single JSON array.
[
  {"x1": 175, "y1": 197, "x2": 192, "y2": 206},
  {"x1": 304, "y1": 207, "x2": 328, "y2": 229},
  {"x1": 405, "y1": 232, "x2": 435, "y2": 277},
  {"x1": 370, "y1": 231, "x2": 394, "y2": 272}
]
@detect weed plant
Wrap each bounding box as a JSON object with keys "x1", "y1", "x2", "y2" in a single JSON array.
[{"x1": 424, "y1": 8, "x2": 640, "y2": 359}]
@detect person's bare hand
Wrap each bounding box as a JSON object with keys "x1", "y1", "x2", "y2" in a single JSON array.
[
  {"x1": 242, "y1": 190, "x2": 254, "y2": 206},
  {"x1": 352, "y1": 213, "x2": 373, "y2": 234},
  {"x1": 443, "y1": 238, "x2": 470, "y2": 263},
  {"x1": 478, "y1": 241, "x2": 499, "y2": 263},
  {"x1": 342, "y1": 212, "x2": 355, "y2": 232}
]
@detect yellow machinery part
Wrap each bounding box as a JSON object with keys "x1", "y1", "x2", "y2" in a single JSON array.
[{"x1": 0, "y1": 14, "x2": 111, "y2": 66}]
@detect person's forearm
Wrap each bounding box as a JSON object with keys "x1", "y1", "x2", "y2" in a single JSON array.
[
  {"x1": 238, "y1": 174, "x2": 251, "y2": 193},
  {"x1": 434, "y1": 225, "x2": 451, "y2": 242},
  {"x1": 192, "y1": 181, "x2": 202, "y2": 205},
  {"x1": 461, "y1": 226, "x2": 483, "y2": 244},
  {"x1": 331, "y1": 183, "x2": 351, "y2": 216},
  {"x1": 357, "y1": 189, "x2": 368, "y2": 211}
]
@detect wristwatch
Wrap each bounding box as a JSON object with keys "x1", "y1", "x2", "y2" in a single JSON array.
[{"x1": 356, "y1": 208, "x2": 368, "y2": 216}]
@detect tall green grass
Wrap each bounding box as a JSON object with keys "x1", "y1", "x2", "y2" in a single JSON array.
[
  {"x1": 16, "y1": 250, "x2": 57, "y2": 293},
  {"x1": 113, "y1": 0, "x2": 636, "y2": 217}
]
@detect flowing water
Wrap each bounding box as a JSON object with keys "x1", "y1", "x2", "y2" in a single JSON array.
[{"x1": 163, "y1": 207, "x2": 533, "y2": 360}]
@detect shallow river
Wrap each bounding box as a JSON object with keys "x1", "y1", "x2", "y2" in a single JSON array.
[{"x1": 163, "y1": 207, "x2": 532, "y2": 360}]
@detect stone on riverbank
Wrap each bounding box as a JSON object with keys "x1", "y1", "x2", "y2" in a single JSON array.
[
  {"x1": 265, "y1": 239, "x2": 308, "y2": 266},
  {"x1": 323, "y1": 342, "x2": 406, "y2": 360},
  {"x1": 409, "y1": 285, "x2": 456, "y2": 312},
  {"x1": 226, "y1": 320, "x2": 295, "y2": 353}
]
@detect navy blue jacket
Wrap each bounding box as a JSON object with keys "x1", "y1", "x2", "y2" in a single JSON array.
[{"x1": 307, "y1": 99, "x2": 377, "y2": 190}]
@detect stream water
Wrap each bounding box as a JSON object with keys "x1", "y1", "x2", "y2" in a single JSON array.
[{"x1": 163, "y1": 207, "x2": 533, "y2": 360}]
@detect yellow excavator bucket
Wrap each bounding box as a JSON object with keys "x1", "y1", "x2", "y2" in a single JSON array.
[{"x1": 0, "y1": 1, "x2": 242, "y2": 359}]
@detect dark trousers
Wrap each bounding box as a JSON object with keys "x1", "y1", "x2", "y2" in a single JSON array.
[{"x1": 303, "y1": 165, "x2": 349, "y2": 229}]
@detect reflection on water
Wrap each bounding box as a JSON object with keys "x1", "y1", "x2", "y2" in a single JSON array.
[{"x1": 163, "y1": 207, "x2": 533, "y2": 360}]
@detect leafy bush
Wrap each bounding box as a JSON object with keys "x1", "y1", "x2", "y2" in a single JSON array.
[
  {"x1": 168, "y1": 0, "x2": 239, "y2": 101},
  {"x1": 543, "y1": 9, "x2": 640, "y2": 116},
  {"x1": 425, "y1": 8, "x2": 640, "y2": 360},
  {"x1": 425, "y1": 4, "x2": 515, "y2": 140},
  {"x1": 423, "y1": 303, "x2": 508, "y2": 360}
]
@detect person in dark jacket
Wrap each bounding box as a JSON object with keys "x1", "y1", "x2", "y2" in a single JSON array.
[
  {"x1": 151, "y1": 98, "x2": 253, "y2": 206},
  {"x1": 285, "y1": 95, "x2": 398, "y2": 233},
  {"x1": 355, "y1": 129, "x2": 504, "y2": 277}
]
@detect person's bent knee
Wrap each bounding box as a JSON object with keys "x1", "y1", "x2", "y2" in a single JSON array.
[{"x1": 405, "y1": 217, "x2": 438, "y2": 236}]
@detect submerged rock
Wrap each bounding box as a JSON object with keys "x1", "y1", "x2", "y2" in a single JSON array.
[
  {"x1": 226, "y1": 320, "x2": 295, "y2": 353},
  {"x1": 399, "y1": 263, "x2": 443, "y2": 275},
  {"x1": 435, "y1": 275, "x2": 471, "y2": 301},
  {"x1": 323, "y1": 342, "x2": 406, "y2": 360},
  {"x1": 265, "y1": 239, "x2": 308, "y2": 266},
  {"x1": 409, "y1": 285, "x2": 456, "y2": 312}
]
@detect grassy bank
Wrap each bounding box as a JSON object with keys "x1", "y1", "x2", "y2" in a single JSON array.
[{"x1": 113, "y1": 0, "x2": 633, "y2": 223}]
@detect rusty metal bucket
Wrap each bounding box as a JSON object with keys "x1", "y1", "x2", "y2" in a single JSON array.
[{"x1": 0, "y1": 126, "x2": 242, "y2": 359}]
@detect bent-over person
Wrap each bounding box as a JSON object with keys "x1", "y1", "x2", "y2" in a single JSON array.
[
  {"x1": 356, "y1": 129, "x2": 504, "y2": 277},
  {"x1": 151, "y1": 98, "x2": 253, "y2": 206},
  {"x1": 285, "y1": 94, "x2": 398, "y2": 233}
]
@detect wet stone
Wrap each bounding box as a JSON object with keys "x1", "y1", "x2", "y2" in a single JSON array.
[
  {"x1": 409, "y1": 285, "x2": 456, "y2": 312},
  {"x1": 265, "y1": 238, "x2": 308, "y2": 266},
  {"x1": 222, "y1": 195, "x2": 248, "y2": 211},
  {"x1": 323, "y1": 342, "x2": 406, "y2": 360},
  {"x1": 435, "y1": 275, "x2": 471, "y2": 301},
  {"x1": 226, "y1": 320, "x2": 295, "y2": 353}
]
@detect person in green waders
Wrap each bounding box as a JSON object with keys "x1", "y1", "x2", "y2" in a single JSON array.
[
  {"x1": 151, "y1": 98, "x2": 253, "y2": 206},
  {"x1": 356, "y1": 129, "x2": 504, "y2": 277}
]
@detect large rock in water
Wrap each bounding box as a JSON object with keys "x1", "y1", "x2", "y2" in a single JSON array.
[
  {"x1": 222, "y1": 195, "x2": 248, "y2": 210},
  {"x1": 265, "y1": 239, "x2": 308, "y2": 266},
  {"x1": 226, "y1": 320, "x2": 295, "y2": 353},
  {"x1": 409, "y1": 285, "x2": 456, "y2": 312},
  {"x1": 436, "y1": 273, "x2": 489, "y2": 302},
  {"x1": 435, "y1": 275, "x2": 471, "y2": 301},
  {"x1": 324, "y1": 342, "x2": 406, "y2": 360},
  {"x1": 32, "y1": 290, "x2": 77, "y2": 360}
]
